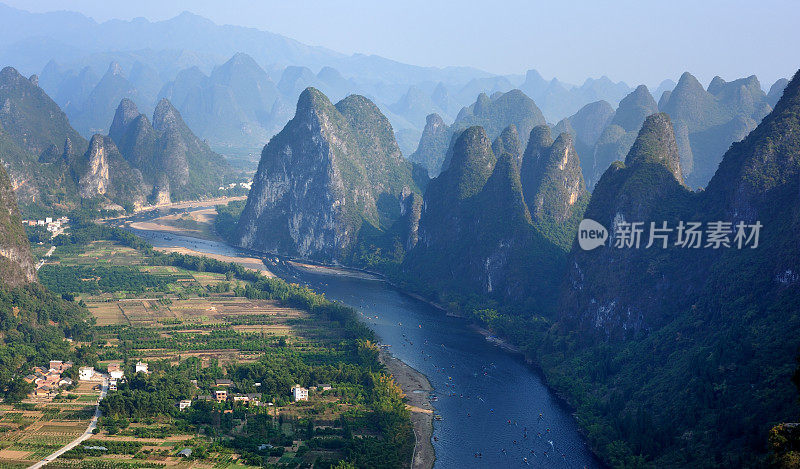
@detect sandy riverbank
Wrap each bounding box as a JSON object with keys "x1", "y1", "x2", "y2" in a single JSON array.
[
  {"x1": 379, "y1": 350, "x2": 435, "y2": 469},
  {"x1": 287, "y1": 260, "x2": 383, "y2": 281},
  {"x1": 137, "y1": 195, "x2": 247, "y2": 213},
  {"x1": 153, "y1": 246, "x2": 275, "y2": 278},
  {"x1": 129, "y1": 208, "x2": 222, "y2": 241}
]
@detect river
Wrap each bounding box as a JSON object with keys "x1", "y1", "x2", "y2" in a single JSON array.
[{"x1": 126, "y1": 210, "x2": 601, "y2": 469}]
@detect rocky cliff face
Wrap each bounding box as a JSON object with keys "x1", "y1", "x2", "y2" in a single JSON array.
[
  {"x1": 109, "y1": 98, "x2": 229, "y2": 201},
  {"x1": 0, "y1": 163, "x2": 36, "y2": 287},
  {"x1": 553, "y1": 100, "x2": 615, "y2": 180},
  {"x1": 152, "y1": 99, "x2": 191, "y2": 187},
  {"x1": 561, "y1": 91, "x2": 799, "y2": 337},
  {"x1": 74, "y1": 134, "x2": 145, "y2": 206},
  {"x1": 0, "y1": 66, "x2": 167, "y2": 213},
  {"x1": 520, "y1": 126, "x2": 588, "y2": 230},
  {"x1": 561, "y1": 113, "x2": 693, "y2": 335},
  {"x1": 236, "y1": 88, "x2": 420, "y2": 262},
  {"x1": 551, "y1": 72, "x2": 800, "y2": 466},
  {"x1": 77, "y1": 135, "x2": 111, "y2": 199},
  {"x1": 0, "y1": 66, "x2": 87, "y2": 209}
]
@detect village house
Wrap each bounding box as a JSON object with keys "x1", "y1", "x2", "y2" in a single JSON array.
[
  {"x1": 215, "y1": 378, "x2": 233, "y2": 387},
  {"x1": 178, "y1": 400, "x2": 192, "y2": 411},
  {"x1": 49, "y1": 360, "x2": 72, "y2": 373},
  {"x1": 107, "y1": 363, "x2": 124, "y2": 380},
  {"x1": 79, "y1": 366, "x2": 97, "y2": 381},
  {"x1": 291, "y1": 385, "x2": 308, "y2": 402},
  {"x1": 214, "y1": 389, "x2": 228, "y2": 402},
  {"x1": 135, "y1": 361, "x2": 149, "y2": 374},
  {"x1": 231, "y1": 393, "x2": 262, "y2": 406}
]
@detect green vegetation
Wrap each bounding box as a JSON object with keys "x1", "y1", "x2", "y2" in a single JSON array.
[
  {"x1": 215, "y1": 199, "x2": 247, "y2": 243},
  {"x1": 770, "y1": 358, "x2": 800, "y2": 468},
  {"x1": 39, "y1": 265, "x2": 177, "y2": 294},
  {"x1": 53, "y1": 213, "x2": 153, "y2": 253},
  {"x1": 0, "y1": 284, "x2": 93, "y2": 402}
]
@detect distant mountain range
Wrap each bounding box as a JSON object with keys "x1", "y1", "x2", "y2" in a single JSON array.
[
  {"x1": 410, "y1": 89, "x2": 547, "y2": 177},
  {"x1": 565, "y1": 73, "x2": 784, "y2": 189},
  {"x1": 0, "y1": 3, "x2": 640, "y2": 158}
]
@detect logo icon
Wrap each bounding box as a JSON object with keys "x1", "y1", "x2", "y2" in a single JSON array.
[{"x1": 578, "y1": 218, "x2": 608, "y2": 250}]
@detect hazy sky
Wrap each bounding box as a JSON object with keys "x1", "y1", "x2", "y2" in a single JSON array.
[{"x1": 4, "y1": 0, "x2": 799, "y2": 88}]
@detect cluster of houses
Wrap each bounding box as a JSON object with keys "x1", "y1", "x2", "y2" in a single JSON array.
[
  {"x1": 25, "y1": 360, "x2": 74, "y2": 398},
  {"x1": 22, "y1": 216, "x2": 69, "y2": 235},
  {"x1": 78, "y1": 361, "x2": 149, "y2": 390},
  {"x1": 62, "y1": 361, "x2": 333, "y2": 410},
  {"x1": 218, "y1": 181, "x2": 252, "y2": 191},
  {"x1": 178, "y1": 381, "x2": 333, "y2": 410},
  {"x1": 190, "y1": 379, "x2": 265, "y2": 408}
]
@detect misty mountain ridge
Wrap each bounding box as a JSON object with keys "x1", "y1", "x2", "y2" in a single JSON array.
[{"x1": 6, "y1": 2, "x2": 768, "y2": 163}]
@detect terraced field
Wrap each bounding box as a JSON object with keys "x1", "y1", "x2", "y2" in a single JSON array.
[{"x1": 0, "y1": 382, "x2": 100, "y2": 467}]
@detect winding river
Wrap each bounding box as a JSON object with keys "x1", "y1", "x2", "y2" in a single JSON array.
[{"x1": 126, "y1": 208, "x2": 601, "y2": 469}]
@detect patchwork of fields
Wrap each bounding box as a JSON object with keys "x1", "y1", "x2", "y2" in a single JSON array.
[
  {"x1": 0, "y1": 382, "x2": 99, "y2": 467},
  {"x1": 9, "y1": 238, "x2": 403, "y2": 468}
]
